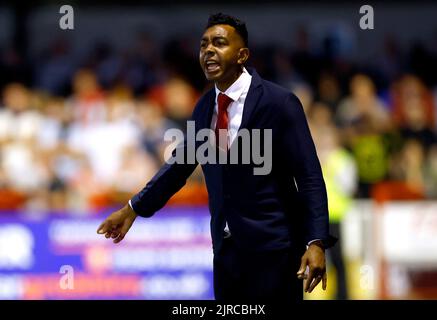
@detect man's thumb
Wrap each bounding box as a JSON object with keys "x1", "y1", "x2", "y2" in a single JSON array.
[
  {"x1": 97, "y1": 221, "x2": 109, "y2": 234},
  {"x1": 297, "y1": 258, "x2": 307, "y2": 276}
]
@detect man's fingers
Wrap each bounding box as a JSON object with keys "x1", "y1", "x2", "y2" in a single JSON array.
[
  {"x1": 98, "y1": 219, "x2": 119, "y2": 235},
  {"x1": 304, "y1": 269, "x2": 315, "y2": 292},
  {"x1": 307, "y1": 275, "x2": 322, "y2": 293},
  {"x1": 113, "y1": 220, "x2": 134, "y2": 244},
  {"x1": 113, "y1": 234, "x2": 124, "y2": 244},
  {"x1": 97, "y1": 221, "x2": 110, "y2": 234},
  {"x1": 113, "y1": 223, "x2": 130, "y2": 244},
  {"x1": 98, "y1": 209, "x2": 136, "y2": 244}
]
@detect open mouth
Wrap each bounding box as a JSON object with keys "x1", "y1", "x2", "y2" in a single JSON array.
[{"x1": 205, "y1": 61, "x2": 220, "y2": 73}]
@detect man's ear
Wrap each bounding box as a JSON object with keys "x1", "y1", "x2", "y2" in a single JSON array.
[{"x1": 237, "y1": 48, "x2": 250, "y2": 65}]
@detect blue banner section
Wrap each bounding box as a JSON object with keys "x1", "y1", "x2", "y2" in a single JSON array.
[{"x1": 0, "y1": 207, "x2": 214, "y2": 300}]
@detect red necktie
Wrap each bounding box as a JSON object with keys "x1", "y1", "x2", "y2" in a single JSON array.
[{"x1": 216, "y1": 93, "x2": 233, "y2": 151}]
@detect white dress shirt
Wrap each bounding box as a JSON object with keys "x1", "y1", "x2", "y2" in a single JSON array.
[{"x1": 211, "y1": 67, "x2": 252, "y2": 146}]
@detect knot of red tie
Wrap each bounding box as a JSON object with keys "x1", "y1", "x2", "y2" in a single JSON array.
[{"x1": 217, "y1": 93, "x2": 233, "y2": 112}]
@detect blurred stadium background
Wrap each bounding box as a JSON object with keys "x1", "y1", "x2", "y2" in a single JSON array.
[{"x1": 0, "y1": 1, "x2": 437, "y2": 300}]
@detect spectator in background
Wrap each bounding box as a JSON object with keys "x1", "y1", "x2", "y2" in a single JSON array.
[
  {"x1": 391, "y1": 75, "x2": 435, "y2": 127},
  {"x1": 146, "y1": 73, "x2": 199, "y2": 130},
  {"x1": 315, "y1": 72, "x2": 343, "y2": 115},
  {"x1": 0, "y1": 83, "x2": 42, "y2": 145},
  {"x1": 373, "y1": 137, "x2": 430, "y2": 203},
  {"x1": 292, "y1": 83, "x2": 314, "y2": 114},
  {"x1": 68, "y1": 69, "x2": 106, "y2": 126},
  {"x1": 424, "y1": 144, "x2": 437, "y2": 198},
  {"x1": 307, "y1": 101, "x2": 334, "y2": 131},
  {"x1": 0, "y1": 83, "x2": 47, "y2": 203},
  {"x1": 336, "y1": 74, "x2": 390, "y2": 131},
  {"x1": 67, "y1": 86, "x2": 141, "y2": 195},
  {"x1": 38, "y1": 96, "x2": 72, "y2": 151},
  {"x1": 34, "y1": 37, "x2": 76, "y2": 96},
  {"x1": 347, "y1": 114, "x2": 390, "y2": 198},
  {"x1": 135, "y1": 99, "x2": 181, "y2": 164},
  {"x1": 272, "y1": 48, "x2": 304, "y2": 90},
  {"x1": 291, "y1": 25, "x2": 319, "y2": 86},
  {"x1": 123, "y1": 32, "x2": 161, "y2": 95},
  {"x1": 390, "y1": 75, "x2": 437, "y2": 150},
  {"x1": 375, "y1": 35, "x2": 403, "y2": 88},
  {"x1": 92, "y1": 42, "x2": 124, "y2": 90},
  {"x1": 388, "y1": 139, "x2": 427, "y2": 199},
  {"x1": 336, "y1": 74, "x2": 391, "y2": 197},
  {"x1": 35, "y1": 94, "x2": 72, "y2": 212},
  {"x1": 313, "y1": 125, "x2": 357, "y2": 300},
  {"x1": 111, "y1": 143, "x2": 159, "y2": 205},
  {"x1": 36, "y1": 95, "x2": 91, "y2": 213}
]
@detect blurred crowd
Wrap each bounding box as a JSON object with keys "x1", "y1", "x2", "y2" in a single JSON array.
[{"x1": 1, "y1": 28, "x2": 437, "y2": 215}]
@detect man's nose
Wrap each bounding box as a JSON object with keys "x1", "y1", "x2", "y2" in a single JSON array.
[{"x1": 205, "y1": 43, "x2": 215, "y2": 54}]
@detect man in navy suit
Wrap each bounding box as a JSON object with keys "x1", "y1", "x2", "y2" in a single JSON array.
[{"x1": 98, "y1": 13, "x2": 335, "y2": 301}]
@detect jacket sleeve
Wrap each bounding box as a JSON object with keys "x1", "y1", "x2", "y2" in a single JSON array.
[
  {"x1": 130, "y1": 147, "x2": 198, "y2": 217},
  {"x1": 129, "y1": 105, "x2": 204, "y2": 218},
  {"x1": 279, "y1": 93, "x2": 337, "y2": 248}
]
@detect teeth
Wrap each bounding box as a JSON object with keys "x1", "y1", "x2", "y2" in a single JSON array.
[{"x1": 205, "y1": 61, "x2": 219, "y2": 72}]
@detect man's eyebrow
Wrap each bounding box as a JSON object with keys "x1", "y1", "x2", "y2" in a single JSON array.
[
  {"x1": 200, "y1": 35, "x2": 227, "y2": 42},
  {"x1": 212, "y1": 35, "x2": 227, "y2": 41}
]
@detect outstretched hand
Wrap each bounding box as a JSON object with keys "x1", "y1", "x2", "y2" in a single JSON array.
[
  {"x1": 97, "y1": 204, "x2": 137, "y2": 244},
  {"x1": 296, "y1": 241, "x2": 327, "y2": 293}
]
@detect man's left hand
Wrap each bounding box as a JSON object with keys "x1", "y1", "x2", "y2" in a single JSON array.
[{"x1": 296, "y1": 241, "x2": 327, "y2": 293}]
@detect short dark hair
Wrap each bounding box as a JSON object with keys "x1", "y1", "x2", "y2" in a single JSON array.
[{"x1": 206, "y1": 13, "x2": 248, "y2": 47}]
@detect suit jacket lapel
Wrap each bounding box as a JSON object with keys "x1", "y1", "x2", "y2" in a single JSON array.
[
  {"x1": 239, "y1": 68, "x2": 263, "y2": 130},
  {"x1": 198, "y1": 88, "x2": 216, "y2": 130},
  {"x1": 227, "y1": 68, "x2": 263, "y2": 151}
]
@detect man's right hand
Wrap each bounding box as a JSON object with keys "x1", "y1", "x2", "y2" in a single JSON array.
[{"x1": 97, "y1": 204, "x2": 138, "y2": 244}]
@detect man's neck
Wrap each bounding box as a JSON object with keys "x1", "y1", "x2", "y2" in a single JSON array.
[{"x1": 215, "y1": 68, "x2": 244, "y2": 92}]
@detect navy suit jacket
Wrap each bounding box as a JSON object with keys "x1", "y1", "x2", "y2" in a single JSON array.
[{"x1": 131, "y1": 68, "x2": 335, "y2": 254}]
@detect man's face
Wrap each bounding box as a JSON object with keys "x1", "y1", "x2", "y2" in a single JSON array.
[{"x1": 199, "y1": 24, "x2": 248, "y2": 90}]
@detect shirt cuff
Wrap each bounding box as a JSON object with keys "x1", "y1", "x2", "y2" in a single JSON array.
[
  {"x1": 128, "y1": 199, "x2": 136, "y2": 214},
  {"x1": 306, "y1": 238, "x2": 322, "y2": 250}
]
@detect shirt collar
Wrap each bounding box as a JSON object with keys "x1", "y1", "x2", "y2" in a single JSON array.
[{"x1": 214, "y1": 67, "x2": 252, "y2": 104}]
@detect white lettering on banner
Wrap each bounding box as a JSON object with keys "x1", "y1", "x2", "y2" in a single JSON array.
[
  {"x1": 49, "y1": 217, "x2": 210, "y2": 245},
  {"x1": 142, "y1": 273, "x2": 209, "y2": 299},
  {"x1": 0, "y1": 225, "x2": 34, "y2": 269},
  {"x1": 113, "y1": 247, "x2": 213, "y2": 271}
]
